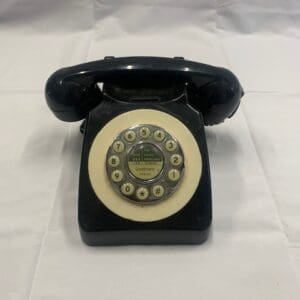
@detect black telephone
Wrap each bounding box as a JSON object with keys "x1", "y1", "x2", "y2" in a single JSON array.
[{"x1": 46, "y1": 56, "x2": 243, "y2": 245}]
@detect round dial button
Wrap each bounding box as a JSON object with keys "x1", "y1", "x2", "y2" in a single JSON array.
[
  {"x1": 165, "y1": 140, "x2": 177, "y2": 152},
  {"x1": 127, "y1": 143, "x2": 164, "y2": 180},
  {"x1": 152, "y1": 185, "x2": 165, "y2": 198},
  {"x1": 111, "y1": 170, "x2": 124, "y2": 182},
  {"x1": 108, "y1": 155, "x2": 120, "y2": 167},
  {"x1": 170, "y1": 154, "x2": 183, "y2": 166},
  {"x1": 168, "y1": 169, "x2": 181, "y2": 181},
  {"x1": 121, "y1": 182, "x2": 135, "y2": 196},
  {"x1": 136, "y1": 187, "x2": 149, "y2": 200},
  {"x1": 113, "y1": 141, "x2": 125, "y2": 153},
  {"x1": 153, "y1": 129, "x2": 165, "y2": 142},
  {"x1": 139, "y1": 126, "x2": 151, "y2": 138},
  {"x1": 106, "y1": 124, "x2": 185, "y2": 204},
  {"x1": 124, "y1": 130, "x2": 136, "y2": 142}
]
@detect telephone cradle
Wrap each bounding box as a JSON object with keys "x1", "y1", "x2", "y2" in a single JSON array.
[{"x1": 45, "y1": 56, "x2": 244, "y2": 245}]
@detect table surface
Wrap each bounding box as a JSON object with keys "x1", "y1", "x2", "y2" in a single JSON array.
[{"x1": 1, "y1": 1, "x2": 300, "y2": 299}]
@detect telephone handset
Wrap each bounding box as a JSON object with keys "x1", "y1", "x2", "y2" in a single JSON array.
[{"x1": 46, "y1": 56, "x2": 243, "y2": 245}]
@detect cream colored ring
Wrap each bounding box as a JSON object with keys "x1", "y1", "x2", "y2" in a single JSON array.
[{"x1": 88, "y1": 109, "x2": 202, "y2": 222}]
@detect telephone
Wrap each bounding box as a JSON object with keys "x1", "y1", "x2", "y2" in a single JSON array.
[{"x1": 45, "y1": 56, "x2": 244, "y2": 245}]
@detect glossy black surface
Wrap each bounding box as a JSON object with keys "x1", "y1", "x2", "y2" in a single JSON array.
[
  {"x1": 78, "y1": 94, "x2": 212, "y2": 245},
  {"x1": 45, "y1": 56, "x2": 243, "y2": 245},
  {"x1": 45, "y1": 56, "x2": 244, "y2": 125}
]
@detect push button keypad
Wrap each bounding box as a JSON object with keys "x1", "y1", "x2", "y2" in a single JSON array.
[{"x1": 106, "y1": 124, "x2": 184, "y2": 204}]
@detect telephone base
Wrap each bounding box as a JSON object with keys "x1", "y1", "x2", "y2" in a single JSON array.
[
  {"x1": 78, "y1": 91, "x2": 212, "y2": 246},
  {"x1": 80, "y1": 227, "x2": 210, "y2": 246}
]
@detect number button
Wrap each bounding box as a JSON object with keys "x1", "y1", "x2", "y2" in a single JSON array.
[
  {"x1": 153, "y1": 130, "x2": 165, "y2": 142},
  {"x1": 170, "y1": 154, "x2": 182, "y2": 166},
  {"x1": 168, "y1": 169, "x2": 180, "y2": 181},
  {"x1": 152, "y1": 185, "x2": 165, "y2": 198},
  {"x1": 108, "y1": 155, "x2": 120, "y2": 167},
  {"x1": 136, "y1": 187, "x2": 149, "y2": 200},
  {"x1": 113, "y1": 141, "x2": 125, "y2": 153},
  {"x1": 121, "y1": 182, "x2": 135, "y2": 196},
  {"x1": 124, "y1": 130, "x2": 136, "y2": 142},
  {"x1": 165, "y1": 140, "x2": 177, "y2": 152},
  {"x1": 139, "y1": 126, "x2": 151, "y2": 138},
  {"x1": 111, "y1": 170, "x2": 124, "y2": 183}
]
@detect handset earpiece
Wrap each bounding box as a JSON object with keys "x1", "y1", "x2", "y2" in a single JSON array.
[
  {"x1": 45, "y1": 67, "x2": 102, "y2": 122},
  {"x1": 188, "y1": 70, "x2": 244, "y2": 125}
]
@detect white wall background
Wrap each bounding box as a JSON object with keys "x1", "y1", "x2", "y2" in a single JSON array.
[{"x1": 0, "y1": 1, "x2": 300, "y2": 299}]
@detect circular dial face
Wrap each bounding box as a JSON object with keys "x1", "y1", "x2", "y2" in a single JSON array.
[{"x1": 106, "y1": 124, "x2": 185, "y2": 204}]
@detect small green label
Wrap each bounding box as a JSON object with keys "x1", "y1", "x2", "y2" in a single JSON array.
[{"x1": 128, "y1": 143, "x2": 164, "y2": 180}]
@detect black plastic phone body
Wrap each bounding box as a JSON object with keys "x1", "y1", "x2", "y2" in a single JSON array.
[{"x1": 45, "y1": 57, "x2": 244, "y2": 245}]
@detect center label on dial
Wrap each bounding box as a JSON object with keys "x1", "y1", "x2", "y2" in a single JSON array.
[{"x1": 128, "y1": 143, "x2": 164, "y2": 180}]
